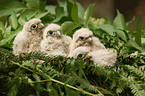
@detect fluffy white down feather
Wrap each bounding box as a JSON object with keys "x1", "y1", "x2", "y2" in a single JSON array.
[
  {"x1": 13, "y1": 18, "x2": 44, "y2": 55},
  {"x1": 28, "y1": 35, "x2": 42, "y2": 52},
  {"x1": 88, "y1": 49, "x2": 117, "y2": 66},
  {"x1": 40, "y1": 24, "x2": 72, "y2": 57}
]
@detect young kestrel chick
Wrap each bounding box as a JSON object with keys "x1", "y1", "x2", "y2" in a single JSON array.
[
  {"x1": 13, "y1": 18, "x2": 44, "y2": 55},
  {"x1": 69, "y1": 28, "x2": 117, "y2": 67},
  {"x1": 40, "y1": 24, "x2": 72, "y2": 57}
]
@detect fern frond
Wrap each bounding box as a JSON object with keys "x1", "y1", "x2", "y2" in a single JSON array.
[
  {"x1": 125, "y1": 65, "x2": 145, "y2": 80},
  {"x1": 11, "y1": 60, "x2": 99, "y2": 96},
  {"x1": 130, "y1": 84, "x2": 145, "y2": 96}
]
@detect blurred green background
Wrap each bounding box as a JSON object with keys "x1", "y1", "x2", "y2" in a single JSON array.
[{"x1": 1, "y1": 0, "x2": 145, "y2": 30}]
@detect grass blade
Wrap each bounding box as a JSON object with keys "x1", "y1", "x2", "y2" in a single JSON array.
[
  {"x1": 84, "y1": 2, "x2": 96, "y2": 27},
  {"x1": 135, "y1": 16, "x2": 142, "y2": 47}
]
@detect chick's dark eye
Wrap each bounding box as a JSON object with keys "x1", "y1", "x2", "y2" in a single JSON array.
[
  {"x1": 79, "y1": 36, "x2": 84, "y2": 40},
  {"x1": 32, "y1": 24, "x2": 37, "y2": 29},
  {"x1": 49, "y1": 31, "x2": 53, "y2": 35},
  {"x1": 78, "y1": 54, "x2": 83, "y2": 58}
]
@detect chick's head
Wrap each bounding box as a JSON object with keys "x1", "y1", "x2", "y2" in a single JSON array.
[
  {"x1": 23, "y1": 18, "x2": 45, "y2": 35},
  {"x1": 73, "y1": 28, "x2": 93, "y2": 47},
  {"x1": 43, "y1": 24, "x2": 62, "y2": 39}
]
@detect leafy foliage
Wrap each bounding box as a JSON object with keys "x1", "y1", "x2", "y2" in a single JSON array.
[{"x1": 0, "y1": 0, "x2": 145, "y2": 96}]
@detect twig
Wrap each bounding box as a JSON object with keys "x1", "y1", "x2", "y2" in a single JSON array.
[
  {"x1": 10, "y1": 61, "x2": 33, "y2": 72},
  {"x1": 29, "y1": 79, "x2": 51, "y2": 84},
  {"x1": 29, "y1": 78, "x2": 101, "y2": 96}
]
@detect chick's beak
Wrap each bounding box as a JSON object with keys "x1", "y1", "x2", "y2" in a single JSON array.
[
  {"x1": 86, "y1": 37, "x2": 92, "y2": 43},
  {"x1": 38, "y1": 23, "x2": 45, "y2": 29},
  {"x1": 56, "y1": 31, "x2": 61, "y2": 36}
]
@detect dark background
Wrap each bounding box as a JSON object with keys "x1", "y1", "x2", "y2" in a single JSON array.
[{"x1": 77, "y1": 0, "x2": 145, "y2": 30}]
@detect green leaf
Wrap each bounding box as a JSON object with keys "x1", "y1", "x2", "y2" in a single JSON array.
[
  {"x1": 135, "y1": 16, "x2": 142, "y2": 47},
  {"x1": 53, "y1": 7, "x2": 64, "y2": 22},
  {"x1": 20, "y1": 9, "x2": 38, "y2": 20},
  {"x1": 61, "y1": 21, "x2": 81, "y2": 36},
  {"x1": 24, "y1": 0, "x2": 40, "y2": 9},
  {"x1": 0, "y1": 21, "x2": 5, "y2": 32},
  {"x1": 84, "y1": 2, "x2": 96, "y2": 27},
  {"x1": 121, "y1": 30, "x2": 130, "y2": 41},
  {"x1": 113, "y1": 10, "x2": 127, "y2": 41},
  {"x1": 3, "y1": 29, "x2": 13, "y2": 39},
  {"x1": 0, "y1": 28, "x2": 22, "y2": 46},
  {"x1": 67, "y1": 0, "x2": 73, "y2": 17},
  {"x1": 18, "y1": 15, "x2": 28, "y2": 26},
  {"x1": 104, "y1": 18, "x2": 111, "y2": 24},
  {"x1": 126, "y1": 16, "x2": 135, "y2": 27},
  {"x1": 113, "y1": 10, "x2": 126, "y2": 30},
  {"x1": 58, "y1": 1, "x2": 67, "y2": 16},
  {"x1": 129, "y1": 37, "x2": 143, "y2": 52},
  {"x1": 71, "y1": 2, "x2": 78, "y2": 23},
  {"x1": 9, "y1": 11, "x2": 18, "y2": 30},
  {"x1": 39, "y1": 1, "x2": 46, "y2": 10},
  {"x1": 35, "y1": 12, "x2": 49, "y2": 19},
  {"x1": 6, "y1": 26, "x2": 11, "y2": 34},
  {"x1": 77, "y1": 2, "x2": 84, "y2": 20},
  {"x1": 99, "y1": 24, "x2": 115, "y2": 35},
  {"x1": 45, "y1": 5, "x2": 57, "y2": 15},
  {"x1": 0, "y1": 0, "x2": 26, "y2": 17},
  {"x1": 116, "y1": 30, "x2": 127, "y2": 41}
]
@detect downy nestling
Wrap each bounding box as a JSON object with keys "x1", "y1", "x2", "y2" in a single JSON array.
[
  {"x1": 69, "y1": 27, "x2": 117, "y2": 67},
  {"x1": 13, "y1": 18, "x2": 45, "y2": 55},
  {"x1": 40, "y1": 24, "x2": 72, "y2": 57}
]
